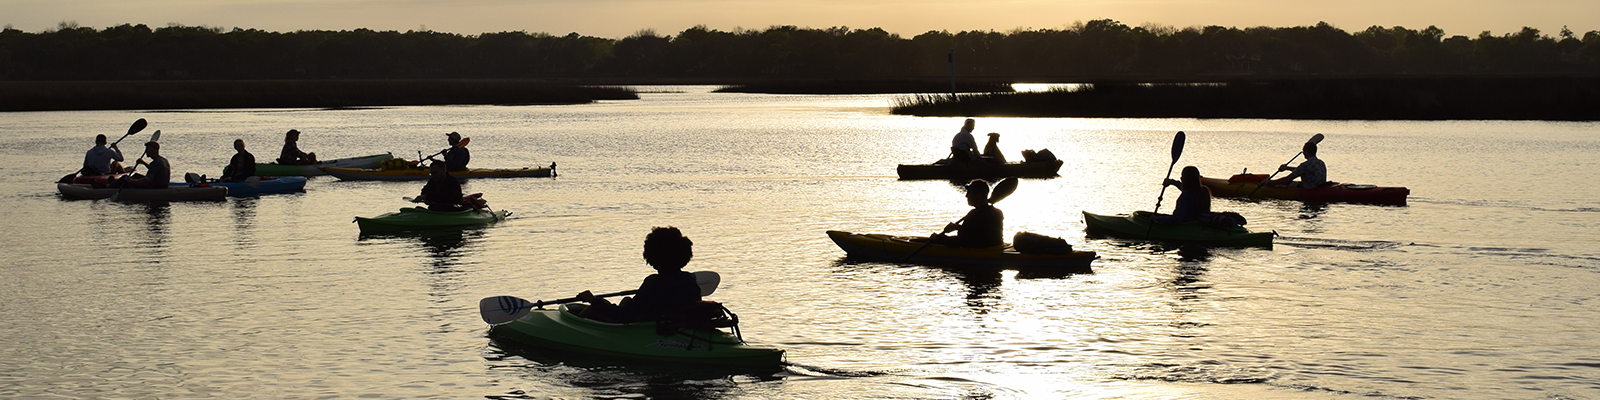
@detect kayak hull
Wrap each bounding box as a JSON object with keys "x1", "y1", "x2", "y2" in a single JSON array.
[
  {"x1": 169, "y1": 177, "x2": 306, "y2": 197},
  {"x1": 1200, "y1": 174, "x2": 1409, "y2": 205},
  {"x1": 826, "y1": 230, "x2": 1095, "y2": 272},
  {"x1": 1082, "y1": 211, "x2": 1274, "y2": 247},
  {"x1": 252, "y1": 153, "x2": 394, "y2": 177},
  {"x1": 321, "y1": 165, "x2": 555, "y2": 181},
  {"x1": 354, "y1": 207, "x2": 508, "y2": 233},
  {"x1": 896, "y1": 160, "x2": 1062, "y2": 180},
  {"x1": 489, "y1": 303, "x2": 784, "y2": 367},
  {"x1": 57, "y1": 183, "x2": 227, "y2": 201}
]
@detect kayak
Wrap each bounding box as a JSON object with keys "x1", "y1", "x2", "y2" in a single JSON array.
[
  {"x1": 69, "y1": 172, "x2": 127, "y2": 186},
  {"x1": 489, "y1": 303, "x2": 785, "y2": 367},
  {"x1": 252, "y1": 153, "x2": 394, "y2": 177},
  {"x1": 897, "y1": 159, "x2": 1063, "y2": 180},
  {"x1": 826, "y1": 230, "x2": 1095, "y2": 272},
  {"x1": 1082, "y1": 211, "x2": 1274, "y2": 247},
  {"x1": 320, "y1": 163, "x2": 556, "y2": 181},
  {"x1": 169, "y1": 177, "x2": 307, "y2": 197},
  {"x1": 354, "y1": 206, "x2": 509, "y2": 233},
  {"x1": 1200, "y1": 174, "x2": 1409, "y2": 205},
  {"x1": 57, "y1": 182, "x2": 227, "y2": 201}
]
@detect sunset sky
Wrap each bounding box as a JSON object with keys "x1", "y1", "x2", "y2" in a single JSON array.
[{"x1": 5, "y1": 0, "x2": 1598, "y2": 39}]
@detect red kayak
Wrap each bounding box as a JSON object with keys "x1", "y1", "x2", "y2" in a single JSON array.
[{"x1": 1200, "y1": 174, "x2": 1409, "y2": 206}]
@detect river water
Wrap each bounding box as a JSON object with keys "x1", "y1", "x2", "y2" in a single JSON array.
[{"x1": 2, "y1": 86, "x2": 1598, "y2": 399}]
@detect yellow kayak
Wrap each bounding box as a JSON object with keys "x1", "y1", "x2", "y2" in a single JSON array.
[{"x1": 321, "y1": 163, "x2": 555, "y2": 181}]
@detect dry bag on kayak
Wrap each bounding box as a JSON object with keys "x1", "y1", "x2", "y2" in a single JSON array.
[
  {"x1": 1198, "y1": 211, "x2": 1247, "y2": 227},
  {"x1": 1013, "y1": 231, "x2": 1073, "y2": 254}
]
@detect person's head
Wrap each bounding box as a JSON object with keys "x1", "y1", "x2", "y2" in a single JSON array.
[
  {"x1": 428, "y1": 161, "x2": 448, "y2": 175},
  {"x1": 233, "y1": 139, "x2": 246, "y2": 152},
  {"x1": 642, "y1": 226, "x2": 693, "y2": 272},
  {"x1": 446, "y1": 132, "x2": 462, "y2": 146},
  {"x1": 1181, "y1": 166, "x2": 1201, "y2": 186},
  {"x1": 1303, "y1": 142, "x2": 1318, "y2": 158},
  {"x1": 145, "y1": 141, "x2": 160, "y2": 155},
  {"x1": 95, "y1": 134, "x2": 108, "y2": 145},
  {"x1": 965, "y1": 179, "x2": 991, "y2": 206},
  {"x1": 962, "y1": 119, "x2": 975, "y2": 131},
  {"x1": 285, "y1": 129, "x2": 300, "y2": 142}
]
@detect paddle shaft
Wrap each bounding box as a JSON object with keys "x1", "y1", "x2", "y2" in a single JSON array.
[{"x1": 1145, "y1": 131, "x2": 1185, "y2": 239}]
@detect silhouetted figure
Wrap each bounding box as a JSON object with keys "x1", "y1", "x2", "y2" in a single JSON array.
[
  {"x1": 277, "y1": 129, "x2": 317, "y2": 165},
  {"x1": 82, "y1": 134, "x2": 125, "y2": 176},
  {"x1": 1269, "y1": 142, "x2": 1327, "y2": 188},
  {"x1": 932, "y1": 179, "x2": 1005, "y2": 248},
  {"x1": 221, "y1": 139, "x2": 256, "y2": 181},
  {"x1": 576, "y1": 227, "x2": 703, "y2": 323},
  {"x1": 443, "y1": 131, "x2": 470, "y2": 171},
  {"x1": 1156, "y1": 166, "x2": 1212, "y2": 224},
  {"x1": 418, "y1": 162, "x2": 465, "y2": 211},
  {"x1": 118, "y1": 141, "x2": 169, "y2": 189},
  {"x1": 950, "y1": 118, "x2": 980, "y2": 162},
  {"x1": 982, "y1": 132, "x2": 1006, "y2": 163}
]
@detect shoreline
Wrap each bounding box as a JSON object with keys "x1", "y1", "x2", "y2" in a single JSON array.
[{"x1": 0, "y1": 80, "x2": 638, "y2": 112}]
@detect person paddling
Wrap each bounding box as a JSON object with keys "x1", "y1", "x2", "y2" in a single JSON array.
[
  {"x1": 442, "y1": 131, "x2": 470, "y2": 171},
  {"x1": 931, "y1": 179, "x2": 1005, "y2": 248},
  {"x1": 1268, "y1": 141, "x2": 1327, "y2": 188},
  {"x1": 277, "y1": 129, "x2": 317, "y2": 165},
  {"x1": 82, "y1": 134, "x2": 126, "y2": 176},
  {"x1": 575, "y1": 227, "x2": 704, "y2": 323},
  {"x1": 221, "y1": 139, "x2": 256, "y2": 181},
  {"x1": 1155, "y1": 166, "x2": 1212, "y2": 224},
  {"x1": 417, "y1": 161, "x2": 465, "y2": 211},
  {"x1": 117, "y1": 141, "x2": 170, "y2": 189}
]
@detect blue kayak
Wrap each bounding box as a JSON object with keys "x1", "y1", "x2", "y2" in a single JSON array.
[{"x1": 170, "y1": 176, "x2": 307, "y2": 197}]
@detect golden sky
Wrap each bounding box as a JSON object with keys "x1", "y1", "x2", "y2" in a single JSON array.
[{"x1": 6, "y1": 0, "x2": 1597, "y2": 38}]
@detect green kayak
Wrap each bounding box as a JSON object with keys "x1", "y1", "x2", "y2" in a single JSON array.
[
  {"x1": 354, "y1": 206, "x2": 509, "y2": 233},
  {"x1": 1082, "y1": 211, "x2": 1274, "y2": 247},
  {"x1": 489, "y1": 303, "x2": 785, "y2": 367}
]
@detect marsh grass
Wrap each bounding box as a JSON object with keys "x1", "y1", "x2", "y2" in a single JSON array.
[
  {"x1": 891, "y1": 78, "x2": 1600, "y2": 120},
  {"x1": 0, "y1": 80, "x2": 638, "y2": 111},
  {"x1": 716, "y1": 80, "x2": 1013, "y2": 95}
]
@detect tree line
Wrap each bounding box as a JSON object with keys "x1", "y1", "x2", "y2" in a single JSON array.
[{"x1": 3, "y1": 20, "x2": 1599, "y2": 81}]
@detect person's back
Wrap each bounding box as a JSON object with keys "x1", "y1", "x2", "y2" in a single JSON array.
[
  {"x1": 577, "y1": 227, "x2": 703, "y2": 323},
  {"x1": 954, "y1": 204, "x2": 1005, "y2": 248},
  {"x1": 144, "y1": 154, "x2": 171, "y2": 188},
  {"x1": 951, "y1": 119, "x2": 979, "y2": 162},
  {"x1": 1158, "y1": 166, "x2": 1213, "y2": 224},
  {"x1": 277, "y1": 129, "x2": 315, "y2": 165},
  {"x1": 225, "y1": 139, "x2": 256, "y2": 181},
  {"x1": 420, "y1": 163, "x2": 464, "y2": 211},
  {"x1": 616, "y1": 271, "x2": 702, "y2": 323},
  {"x1": 1291, "y1": 156, "x2": 1327, "y2": 188},
  {"x1": 83, "y1": 134, "x2": 124, "y2": 176}
]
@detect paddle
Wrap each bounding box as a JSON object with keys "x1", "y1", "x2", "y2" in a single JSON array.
[
  {"x1": 479, "y1": 270, "x2": 721, "y2": 325},
  {"x1": 1247, "y1": 133, "x2": 1325, "y2": 198},
  {"x1": 900, "y1": 177, "x2": 1019, "y2": 262},
  {"x1": 108, "y1": 130, "x2": 160, "y2": 202},
  {"x1": 1145, "y1": 131, "x2": 1185, "y2": 239}
]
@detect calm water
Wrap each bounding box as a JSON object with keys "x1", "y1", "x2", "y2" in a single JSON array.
[{"x1": 3, "y1": 87, "x2": 1598, "y2": 399}]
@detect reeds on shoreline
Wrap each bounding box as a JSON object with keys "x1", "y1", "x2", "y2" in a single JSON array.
[{"x1": 0, "y1": 80, "x2": 638, "y2": 112}]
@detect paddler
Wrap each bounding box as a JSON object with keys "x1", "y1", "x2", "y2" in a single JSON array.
[
  {"x1": 1156, "y1": 166, "x2": 1212, "y2": 224},
  {"x1": 931, "y1": 179, "x2": 1005, "y2": 248},
  {"x1": 417, "y1": 161, "x2": 464, "y2": 211},
  {"x1": 276, "y1": 129, "x2": 317, "y2": 165},
  {"x1": 220, "y1": 139, "x2": 256, "y2": 181},
  {"x1": 1268, "y1": 141, "x2": 1327, "y2": 188},
  {"x1": 81, "y1": 134, "x2": 126, "y2": 176},
  {"x1": 442, "y1": 131, "x2": 470, "y2": 171},
  {"x1": 950, "y1": 118, "x2": 980, "y2": 162},
  {"x1": 576, "y1": 227, "x2": 704, "y2": 323},
  {"x1": 116, "y1": 141, "x2": 170, "y2": 189}
]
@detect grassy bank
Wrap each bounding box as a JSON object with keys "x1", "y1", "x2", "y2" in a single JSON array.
[
  {"x1": 716, "y1": 80, "x2": 1013, "y2": 94},
  {"x1": 0, "y1": 80, "x2": 638, "y2": 111},
  {"x1": 891, "y1": 77, "x2": 1600, "y2": 120}
]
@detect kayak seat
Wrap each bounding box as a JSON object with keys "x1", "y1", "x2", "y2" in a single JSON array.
[{"x1": 656, "y1": 301, "x2": 746, "y2": 347}]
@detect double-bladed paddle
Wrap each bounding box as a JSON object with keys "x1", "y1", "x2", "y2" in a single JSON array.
[
  {"x1": 420, "y1": 137, "x2": 470, "y2": 165},
  {"x1": 108, "y1": 129, "x2": 161, "y2": 202},
  {"x1": 479, "y1": 270, "x2": 721, "y2": 325},
  {"x1": 61, "y1": 119, "x2": 147, "y2": 183},
  {"x1": 1145, "y1": 131, "x2": 1185, "y2": 239},
  {"x1": 1247, "y1": 133, "x2": 1325, "y2": 198},
  {"x1": 900, "y1": 177, "x2": 1019, "y2": 262}
]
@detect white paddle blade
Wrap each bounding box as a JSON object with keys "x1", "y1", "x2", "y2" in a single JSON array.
[
  {"x1": 693, "y1": 271, "x2": 721, "y2": 296},
  {"x1": 150, "y1": 130, "x2": 161, "y2": 142},
  {"x1": 479, "y1": 295, "x2": 535, "y2": 325}
]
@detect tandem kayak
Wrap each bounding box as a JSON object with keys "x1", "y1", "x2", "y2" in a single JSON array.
[
  {"x1": 896, "y1": 159, "x2": 1063, "y2": 180},
  {"x1": 251, "y1": 153, "x2": 394, "y2": 177},
  {"x1": 169, "y1": 176, "x2": 307, "y2": 197},
  {"x1": 1082, "y1": 211, "x2": 1274, "y2": 247},
  {"x1": 57, "y1": 183, "x2": 227, "y2": 201},
  {"x1": 1200, "y1": 173, "x2": 1409, "y2": 205},
  {"x1": 488, "y1": 303, "x2": 784, "y2": 367},
  {"x1": 354, "y1": 206, "x2": 509, "y2": 233},
  {"x1": 826, "y1": 230, "x2": 1095, "y2": 272},
  {"x1": 320, "y1": 163, "x2": 555, "y2": 181}
]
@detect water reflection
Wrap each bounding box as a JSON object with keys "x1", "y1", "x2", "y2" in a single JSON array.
[
  {"x1": 231, "y1": 197, "x2": 257, "y2": 250},
  {"x1": 358, "y1": 228, "x2": 480, "y2": 268},
  {"x1": 134, "y1": 202, "x2": 171, "y2": 251},
  {"x1": 831, "y1": 258, "x2": 1082, "y2": 311}
]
